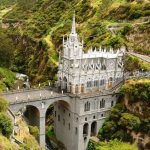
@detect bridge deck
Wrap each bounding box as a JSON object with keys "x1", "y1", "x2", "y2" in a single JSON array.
[{"x1": 1, "y1": 88, "x2": 67, "y2": 104}]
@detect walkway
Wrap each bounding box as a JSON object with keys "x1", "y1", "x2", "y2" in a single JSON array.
[
  {"x1": 127, "y1": 52, "x2": 150, "y2": 63},
  {"x1": 1, "y1": 88, "x2": 66, "y2": 105}
]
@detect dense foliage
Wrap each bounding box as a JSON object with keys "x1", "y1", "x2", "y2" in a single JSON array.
[
  {"x1": 0, "y1": 28, "x2": 15, "y2": 68},
  {"x1": 0, "y1": 67, "x2": 16, "y2": 91},
  {"x1": 98, "y1": 79, "x2": 150, "y2": 148},
  {"x1": 87, "y1": 139, "x2": 138, "y2": 150},
  {"x1": 0, "y1": 97, "x2": 13, "y2": 138},
  {"x1": 0, "y1": 0, "x2": 15, "y2": 9},
  {"x1": 0, "y1": 112, "x2": 13, "y2": 138},
  {"x1": 29, "y1": 125, "x2": 40, "y2": 139},
  {"x1": 1, "y1": 0, "x2": 149, "y2": 84},
  {"x1": 121, "y1": 79, "x2": 150, "y2": 102}
]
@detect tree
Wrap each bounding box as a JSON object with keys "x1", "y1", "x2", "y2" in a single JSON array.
[
  {"x1": 0, "y1": 112, "x2": 13, "y2": 138},
  {"x1": 118, "y1": 113, "x2": 141, "y2": 131},
  {"x1": 0, "y1": 29, "x2": 14, "y2": 68}
]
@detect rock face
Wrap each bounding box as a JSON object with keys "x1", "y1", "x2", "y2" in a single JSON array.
[{"x1": 127, "y1": 23, "x2": 150, "y2": 55}]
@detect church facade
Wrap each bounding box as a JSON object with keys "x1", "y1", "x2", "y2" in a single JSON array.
[
  {"x1": 54, "y1": 14, "x2": 125, "y2": 150},
  {"x1": 57, "y1": 14, "x2": 124, "y2": 94}
]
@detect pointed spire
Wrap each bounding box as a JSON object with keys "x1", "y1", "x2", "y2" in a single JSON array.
[{"x1": 71, "y1": 12, "x2": 76, "y2": 35}]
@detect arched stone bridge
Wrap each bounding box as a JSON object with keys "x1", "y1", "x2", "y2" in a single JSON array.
[
  {"x1": 1, "y1": 88, "x2": 73, "y2": 147},
  {"x1": 0, "y1": 71, "x2": 150, "y2": 150}
]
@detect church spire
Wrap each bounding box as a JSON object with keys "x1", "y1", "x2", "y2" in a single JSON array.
[{"x1": 71, "y1": 12, "x2": 76, "y2": 35}]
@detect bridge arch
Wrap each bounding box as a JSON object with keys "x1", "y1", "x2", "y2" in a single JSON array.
[
  {"x1": 91, "y1": 121, "x2": 97, "y2": 136},
  {"x1": 23, "y1": 105, "x2": 40, "y2": 141},
  {"x1": 45, "y1": 99, "x2": 71, "y2": 148}
]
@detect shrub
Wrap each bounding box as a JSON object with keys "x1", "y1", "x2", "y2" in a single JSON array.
[
  {"x1": 28, "y1": 125, "x2": 39, "y2": 139},
  {"x1": 0, "y1": 112, "x2": 13, "y2": 138},
  {"x1": 119, "y1": 113, "x2": 141, "y2": 131},
  {"x1": 96, "y1": 139, "x2": 138, "y2": 150},
  {"x1": 128, "y1": 10, "x2": 143, "y2": 20}
]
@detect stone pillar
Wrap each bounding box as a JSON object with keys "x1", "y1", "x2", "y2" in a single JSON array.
[
  {"x1": 39, "y1": 113, "x2": 45, "y2": 148},
  {"x1": 105, "y1": 79, "x2": 108, "y2": 90},
  {"x1": 72, "y1": 84, "x2": 75, "y2": 94},
  {"x1": 78, "y1": 84, "x2": 81, "y2": 94}
]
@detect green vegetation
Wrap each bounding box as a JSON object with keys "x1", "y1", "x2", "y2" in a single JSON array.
[
  {"x1": 0, "y1": 135, "x2": 19, "y2": 150},
  {"x1": 46, "y1": 125, "x2": 55, "y2": 138},
  {"x1": 0, "y1": 97, "x2": 13, "y2": 138},
  {"x1": 125, "y1": 55, "x2": 150, "y2": 71},
  {"x1": 98, "y1": 79, "x2": 150, "y2": 147},
  {"x1": 0, "y1": 67, "x2": 16, "y2": 91},
  {"x1": 0, "y1": 0, "x2": 148, "y2": 84},
  {"x1": 29, "y1": 125, "x2": 40, "y2": 139},
  {"x1": 121, "y1": 79, "x2": 150, "y2": 102},
  {"x1": 0, "y1": 28, "x2": 15, "y2": 68},
  {"x1": 87, "y1": 139, "x2": 138, "y2": 150},
  {"x1": 0, "y1": 97, "x2": 8, "y2": 112},
  {"x1": 0, "y1": 0, "x2": 15, "y2": 10},
  {"x1": 0, "y1": 112, "x2": 13, "y2": 138},
  {"x1": 21, "y1": 135, "x2": 41, "y2": 150}
]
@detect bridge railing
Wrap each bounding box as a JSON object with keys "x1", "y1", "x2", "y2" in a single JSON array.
[
  {"x1": 124, "y1": 71, "x2": 150, "y2": 80},
  {"x1": 1, "y1": 86, "x2": 55, "y2": 95}
]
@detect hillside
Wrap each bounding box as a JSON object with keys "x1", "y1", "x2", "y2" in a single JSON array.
[
  {"x1": 98, "y1": 79, "x2": 150, "y2": 150},
  {"x1": 0, "y1": 0, "x2": 16, "y2": 10},
  {"x1": 0, "y1": 0, "x2": 149, "y2": 84}
]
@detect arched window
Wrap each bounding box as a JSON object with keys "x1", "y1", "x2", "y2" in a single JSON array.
[
  {"x1": 75, "y1": 84, "x2": 78, "y2": 94},
  {"x1": 68, "y1": 123, "x2": 70, "y2": 130},
  {"x1": 83, "y1": 123, "x2": 89, "y2": 136},
  {"x1": 75, "y1": 127, "x2": 78, "y2": 135},
  {"x1": 100, "y1": 99, "x2": 105, "y2": 108},
  {"x1": 100, "y1": 101, "x2": 102, "y2": 108},
  {"x1": 111, "y1": 101, "x2": 114, "y2": 107},
  {"x1": 94, "y1": 80, "x2": 99, "y2": 87},
  {"x1": 100, "y1": 79, "x2": 105, "y2": 86},
  {"x1": 63, "y1": 119, "x2": 65, "y2": 126},
  {"x1": 91, "y1": 121, "x2": 97, "y2": 136},
  {"x1": 84, "y1": 101, "x2": 90, "y2": 112},
  {"x1": 87, "y1": 81, "x2": 92, "y2": 88},
  {"x1": 58, "y1": 115, "x2": 60, "y2": 121}
]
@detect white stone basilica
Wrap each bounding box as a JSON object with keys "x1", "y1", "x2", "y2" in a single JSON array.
[
  {"x1": 57, "y1": 14, "x2": 125, "y2": 94},
  {"x1": 53, "y1": 14, "x2": 125, "y2": 150}
]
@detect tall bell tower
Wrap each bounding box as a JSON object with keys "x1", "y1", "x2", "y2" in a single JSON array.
[{"x1": 57, "y1": 14, "x2": 83, "y2": 93}]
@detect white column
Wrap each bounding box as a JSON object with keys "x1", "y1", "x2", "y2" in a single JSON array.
[{"x1": 39, "y1": 112, "x2": 46, "y2": 148}]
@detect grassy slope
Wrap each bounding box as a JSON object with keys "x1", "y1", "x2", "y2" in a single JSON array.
[
  {"x1": 88, "y1": 139, "x2": 138, "y2": 150},
  {"x1": 0, "y1": 135, "x2": 19, "y2": 150}
]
